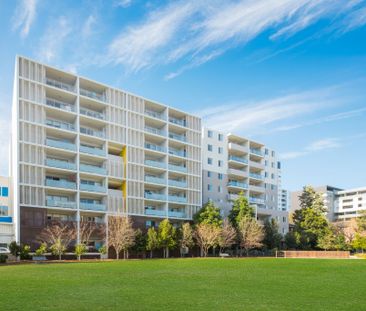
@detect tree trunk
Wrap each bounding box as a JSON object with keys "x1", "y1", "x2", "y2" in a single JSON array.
[
  {"x1": 59, "y1": 253, "x2": 62, "y2": 261},
  {"x1": 150, "y1": 250, "x2": 153, "y2": 258},
  {"x1": 166, "y1": 247, "x2": 169, "y2": 258},
  {"x1": 116, "y1": 250, "x2": 119, "y2": 260},
  {"x1": 78, "y1": 255, "x2": 81, "y2": 261}
]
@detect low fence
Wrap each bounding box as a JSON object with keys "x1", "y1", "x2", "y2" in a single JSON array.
[{"x1": 277, "y1": 250, "x2": 350, "y2": 259}]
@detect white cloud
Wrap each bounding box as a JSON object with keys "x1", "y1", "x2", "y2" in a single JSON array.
[
  {"x1": 114, "y1": 0, "x2": 133, "y2": 8},
  {"x1": 82, "y1": 15, "x2": 97, "y2": 38},
  {"x1": 12, "y1": 0, "x2": 38, "y2": 38},
  {"x1": 198, "y1": 85, "x2": 342, "y2": 134},
  {"x1": 37, "y1": 16, "x2": 72, "y2": 63},
  {"x1": 103, "y1": 0, "x2": 366, "y2": 76},
  {"x1": 281, "y1": 138, "x2": 341, "y2": 160}
]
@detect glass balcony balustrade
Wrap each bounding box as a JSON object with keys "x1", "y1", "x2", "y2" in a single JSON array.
[
  {"x1": 229, "y1": 155, "x2": 248, "y2": 164},
  {"x1": 227, "y1": 181, "x2": 248, "y2": 189},
  {"x1": 250, "y1": 148, "x2": 263, "y2": 156},
  {"x1": 145, "y1": 143, "x2": 166, "y2": 153},
  {"x1": 79, "y1": 201, "x2": 106, "y2": 211},
  {"x1": 169, "y1": 117, "x2": 186, "y2": 127},
  {"x1": 169, "y1": 148, "x2": 186, "y2": 157},
  {"x1": 168, "y1": 180, "x2": 187, "y2": 188},
  {"x1": 144, "y1": 192, "x2": 166, "y2": 201},
  {"x1": 144, "y1": 209, "x2": 166, "y2": 217},
  {"x1": 168, "y1": 163, "x2": 187, "y2": 173},
  {"x1": 80, "y1": 107, "x2": 105, "y2": 120},
  {"x1": 80, "y1": 88, "x2": 106, "y2": 102},
  {"x1": 145, "y1": 126, "x2": 166, "y2": 136},
  {"x1": 168, "y1": 195, "x2": 187, "y2": 203},
  {"x1": 249, "y1": 172, "x2": 264, "y2": 180},
  {"x1": 46, "y1": 198, "x2": 76, "y2": 209},
  {"x1": 80, "y1": 126, "x2": 105, "y2": 138},
  {"x1": 79, "y1": 145, "x2": 105, "y2": 156},
  {"x1": 45, "y1": 77, "x2": 75, "y2": 92},
  {"x1": 144, "y1": 175, "x2": 166, "y2": 185},
  {"x1": 168, "y1": 211, "x2": 186, "y2": 218},
  {"x1": 45, "y1": 178, "x2": 77, "y2": 190},
  {"x1": 46, "y1": 138, "x2": 76, "y2": 151},
  {"x1": 80, "y1": 183, "x2": 106, "y2": 193},
  {"x1": 169, "y1": 132, "x2": 186, "y2": 142},
  {"x1": 80, "y1": 163, "x2": 107, "y2": 175},
  {"x1": 45, "y1": 158, "x2": 76, "y2": 171},
  {"x1": 46, "y1": 98, "x2": 75, "y2": 112},
  {"x1": 46, "y1": 119, "x2": 75, "y2": 131},
  {"x1": 144, "y1": 159, "x2": 166, "y2": 169},
  {"x1": 145, "y1": 109, "x2": 165, "y2": 120}
]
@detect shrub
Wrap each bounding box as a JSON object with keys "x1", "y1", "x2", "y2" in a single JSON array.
[
  {"x1": 75, "y1": 244, "x2": 87, "y2": 260},
  {"x1": 35, "y1": 243, "x2": 47, "y2": 256},
  {"x1": 8, "y1": 241, "x2": 21, "y2": 257},
  {"x1": 98, "y1": 245, "x2": 107, "y2": 256},
  {"x1": 20, "y1": 245, "x2": 31, "y2": 260},
  {"x1": 0, "y1": 254, "x2": 8, "y2": 263}
]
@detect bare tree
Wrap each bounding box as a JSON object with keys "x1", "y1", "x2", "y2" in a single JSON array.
[
  {"x1": 238, "y1": 216, "x2": 264, "y2": 256},
  {"x1": 218, "y1": 219, "x2": 237, "y2": 253},
  {"x1": 108, "y1": 216, "x2": 136, "y2": 259},
  {"x1": 179, "y1": 223, "x2": 194, "y2": 257},
  {"x1": 79, "y1": 220, "x2": 96, "y2": 247},
  {"x1": 40, "y1": 222, "x2": 76, "y2": 260},
  {"x1": 194, "y1": 223, "x2": 221, "y2": 257}
]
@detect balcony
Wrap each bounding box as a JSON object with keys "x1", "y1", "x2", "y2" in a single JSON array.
[
  {"x1": 80, "y1": 107, "x2": 105, "y2": 120},
  {"x1": 46, "y1": 198, "x2": 76, "y2": 209},
  {"x1": 145, "y1": 143, "x2": 166, "y2": 153},
  {"x1": 80, "y1": 127, "x2": 105, "y2": 139},
  {"x1": 168, "y1": 163, "x2": 187, "y2": 173},
  {"x1": 228, "y1": 143, "x2": 248, "y2": 153},
  {"x1": 46, "y1": 98, "x2": 75, "y2": 112},
  {"x1": 228, "y1": 168, "x2": 247, "y2": 177},
  {"x1": 80, "y1": 145, "x2": 105, "y2": 157},
  {"x1": 80, "y1": 88, "x2": 106, "y2": 102},
  {"x1": 249, "y1": 197, "x2": 265, "y2": 205},
  {"x1": 250, "y1": 148, "x2": 263, "y2": 156},
  {"x1": 46, "y1": 119, "x2": 75, "y2": 132},
  {"x1": 145, "y1": 159, "x2": 166, "y2": 169},
  {"x1": 144, "y1": 192, "x2": 166, "y2": 201},
  {"x1": 80, "y1": 163, "x2": 107, "y2": 175},
  {"x1": 249, "y1": 172, "x2": 264, "y2": 180},
  {"x1": 227, "y1": 181, "x2": 248, "y2": 189},
  {"x1": 249, "y1": 161, "x2": 264, "y2": 170},
  {"x1": 45, "y1": 179, "x2": 77, "y2": 190},
  {"x1": 169, "y1": 133, "x2": 186, "y2": 142},
  {"x1": 145, "y1": 126, "x2": 166, "y2": 136},
  {"x1": 145, "y1": 109, "x2": 165, "y2": 120},
  {"x1": 168, "y1": 195, "x2": 187, "y2": 203},
  {"x1": 145, "y1": 175, "x2": 166, "y2": 185},
  {"x1": 249, "y1": 185, "x2": 265, "y2": 193},
  {"x1": 145, "y1": 209, "x2": 166, "y2": 217},
  {"x1": 168, "y1": 211, "x2": 186, "y2": 218},
  {"x1": 45, "y1": 158, "x2": 76, "y2": 171},
  {"x1": 46, "y1": 138, "x2": 76, "y2": 151},
  {"x1": 169, "y1": 148, "x2": 186, "y2": 158},
  {"x1": 168, "y1": 180, "x2": 187, "y2": 188},
  {"x1": 45, "y1": 77, "x2": 75, "y2": 93},
  {"x1": 80, "y1": 202, "x2": 106, "y2": 211},
  {"x1": 229, "y1": 155, "x2": 248, "y2": 164},
  {"x1": 169, "y1": 117, "x2": 186, "y2": 127},
  {"x1": 80, "y1": 183, "x2": 106, "y2": 193}
]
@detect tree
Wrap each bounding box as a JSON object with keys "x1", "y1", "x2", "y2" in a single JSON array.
[
  {"x1": 356, "y1": 210, "x2": 366, "y2": 233},
  {"x1": 158, "y1": 219, "x2": 176, "y2": 258},
  {"x1": 292, "y1": 186, "x2": 329, "y2": 249},
  {"x1": 179, "y1": 223, "x2": 194, "y2": 256},
  {"x1": 352, "y1": 233, "x2": 366, "y2": 253},
  {"x1": 108, "y1": 216, "x2": 136, "y2": 259},
  {"x1": 238, "y1": 216, "x2": 264, "y2": 256},
  {"x1": 75, "y1": 244, "x2": 87, "y2": 260},
  {"x1": 146, "y1": 227, "x2": 159, "y2": 258},
  {"x1": 194, "y1": 223, "x2": 221, "y2": 257},
  {"x1": 263, "y1": 219, "x2": 282, "y2": 250},
  {"x1": 40, "y1": 222, "x2": 76, "y2": 260},
  {"x1": 79, "y1": 220, "x2": 97, "y2": 247},
  {"x1": 218, "y1": 219, "x2": 237, "y2": 253},
  {"x1": 194, "y1": 201, "x2": 222, "y2": 227},
  {"x1": 132, "y1": 229, "x2": 147, "y2": 258},
  {"x1": 228, "y1": 192, "x2": 254, "y2": 227}
]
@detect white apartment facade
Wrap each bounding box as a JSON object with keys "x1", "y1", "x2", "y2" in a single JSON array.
[
  {"x1": 11, "y1": 56, "x2": 202, "y2": 248},
  {"x1": 202, "y1": 128, "x2": 288, "y2": 234},
  {"x1": 0, "y1": 176, "x2": 13, "y2": 246},
  {"x1": 280, "y1": 189, "x2": 290, "y2": 211}
]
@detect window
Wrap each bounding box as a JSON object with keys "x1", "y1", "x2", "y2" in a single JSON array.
[
  {"x1": 146, "y1": 220, "x2": 156, "y2": 228},
  {"x1": 283, "y1": 217, "x2": 286, "y2": 223},
  {"x1": 277, "y1": 161, "x2": 281, "y2": 169},
  {"x1": 208, "y1": 158, "x2": 213, "y2": 165},
  {"x1": 271, "y1": 151, "x2": 275, "y2": 157},
  {"x1": 218, "y1": 186, "x2": 222, "y2": 193},
  {"x1": 208, "y1": 130, "x2": 213, "y2": 138},
  {"x1": 0, "y1": 206, "x2": 8, "y2": 216},
  {"x1": 271, "y1": 162, "x2": 275, "y2": 168},
  {"x1": 271, "y1": 173, "x2": 275, "y2": 179},
  {"x1": 218, "y1": 173, "x2": 223, "y2": 180},
  {"x1": 207, "y1": 171, "x2": 212, "y2": 177},
  {"x1": 208, "y1": 184, "x2": 212, "y2": 191},
  {"x1": 265, "y1": 148, "x2": 269, "y2": 155},
  {"x1": 271, "y1": 184, "x2": 275, "y2": 190},
  {"x1": 218, "y1": 147, "x2": 223, "y2": 154},
  {"x1": 218, "y1": 160, "x2": 223, "y2": 167},
  {"x1": 208, "y1": 144, "x2": 213, "y2": 151},
  {"x1": 218, "y1": 133, "x2": 223, "y2": 141},
  {"x1": 265, "y1": 172, "x2": 268, "y2": 178},
  {"x1": 1, "y1": 187, "x2": 8, "y2": 197},
  {"x1": 265, "y1": 160, "x2": 268, "y2": 166}
]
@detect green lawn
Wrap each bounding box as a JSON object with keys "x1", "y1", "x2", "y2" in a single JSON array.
[{"x1": 0, "y1": 258, "x2": 365, "y2": 310}]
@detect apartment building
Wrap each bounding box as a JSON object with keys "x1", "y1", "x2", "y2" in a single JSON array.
[
  {"x1": 280, "y1": 189, "x2": 290, "y2": 211},
  {"x1": 0, "y1": 176, "x2": 13, "y2": 246},
  {"x1": 202, "y1": 128, "x2": 288, "y2": 234},
  {"x1": 334, "y1": 187, "x2": 366, "y2": 221},
  {"x1": 11, "y1": 56, "x2": 202, "y2": 248}
]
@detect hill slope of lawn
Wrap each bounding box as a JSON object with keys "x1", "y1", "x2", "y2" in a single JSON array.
[{"x1": 0, "y1": 258, "x2": 365, "y2": 311}]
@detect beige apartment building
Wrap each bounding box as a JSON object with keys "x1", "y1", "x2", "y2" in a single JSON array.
[{"x1": 11, "y1": 56, "x2": 202, "y2": 248}]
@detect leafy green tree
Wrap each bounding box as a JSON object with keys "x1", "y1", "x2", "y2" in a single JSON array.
[
  {"x1": 158, "y1": 219, "x2": 177, "y2": 258},
  {"x1": 194, "y1": 201, "x2": 222, "y2": 227},
  {"x1": 352, "y1": 233, "x2": 366, "y2": 253},
  {"x1": 132, "y1": 229, "x2": 147, "y2": 258},
  {"x1": 228, "y1": 192, "x2": 254, "y2": 227},
  {"x1": 146, "y1": 227, "x2": 159, "y2": 258},
  {"x1": 292, "y1": 186, "x2": 329, "y2": 249},
  {"x1": 356, "y1": 210, "x2": 366, "y2": 232},
  {"x1": 75, "y1": 244, "x2": 87, "y2": 261},
  {"x1": 263, "y1": 219, "x2": 282, "y2": 250}
]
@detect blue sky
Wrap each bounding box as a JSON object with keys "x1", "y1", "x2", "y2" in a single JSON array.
[{"x1": 0, "y1": 0, "x2": 366, "y2": 191}]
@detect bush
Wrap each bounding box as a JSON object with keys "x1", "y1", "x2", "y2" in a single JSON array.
[
  {"x1": 98, "y1": 245, "x2": 107, "y2": 256},
  {"x1": 35, "y1": 243, "x2": 47, "y2": 256},
  {"x1": 8, "y1": 241, "x2": 21, "y2": 257},
  {"x1": 20, "y1": 245, "x2": 31, "y2": 260},
  {"x1": 0, "y1": 254, "x2": 8, "y2": 263}
]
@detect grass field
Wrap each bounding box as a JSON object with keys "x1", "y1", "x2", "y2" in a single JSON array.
[{"x1": 0, "y1": 258, "x2": 365, "y2": 311}]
